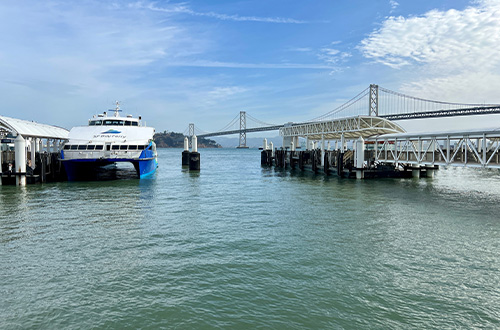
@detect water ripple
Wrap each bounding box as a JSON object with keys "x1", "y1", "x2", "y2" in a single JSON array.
[{"x1": 1, "y1": 149, "x2": 500, "y2": 328}]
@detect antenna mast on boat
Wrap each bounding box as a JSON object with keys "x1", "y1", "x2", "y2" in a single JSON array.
[{"x1": 113, "y1": 101, "x2": 122, "y2": 117}]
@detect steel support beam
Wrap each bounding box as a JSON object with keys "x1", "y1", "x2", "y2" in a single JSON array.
[
  {"x1": 369, "y1": 84, "x2": 379, "y2": 116},
  {"x1": 188, "y1": 123, "x2": 194, "y2": 148},
  {"x1": 238, "y1": 111, "x2": 247, "y2": 148}
]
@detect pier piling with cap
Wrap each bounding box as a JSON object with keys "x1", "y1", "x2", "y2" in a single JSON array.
[
  {"x1": 182, "y1": 137, "x2": 190, "y2": 166},
  {"x1": 189, "y1": 135, "x2": 200, "y2": 171},
  {"x1": 14, "y1": 135, "x2": 26, "y2": 186}
]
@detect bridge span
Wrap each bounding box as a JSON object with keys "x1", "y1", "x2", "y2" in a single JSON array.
[{"x1": 188, "y1": 84, "x2": 500, "y2": 148}]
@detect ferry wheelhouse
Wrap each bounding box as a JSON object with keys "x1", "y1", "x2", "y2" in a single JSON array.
[{"x1": 61, "y1": 102, "x2": 158, "y2": 181}]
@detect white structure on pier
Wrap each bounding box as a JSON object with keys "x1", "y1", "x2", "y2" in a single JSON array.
[
  {"x1": 279, "y1": 115, "x2": 500, "y2": 178},
  {"x1": 280, "y1": 116, "x2": 405, "y2": 176},
  {"x1": 0, "y1": 115, "x2": 69, "y2": 186},
  {"x1": 368, "y1": 128, "x2": 500, "y2": 170},
  {"x1": 279, "y1": 116, "x2": 404, "y2": 141}
]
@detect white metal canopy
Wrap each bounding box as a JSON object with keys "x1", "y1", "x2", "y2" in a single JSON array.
[
  {"x1": 0, "y1": 115, "x2": 69, "y2": 140},
  {"x1": 279, "y1": 116, "x2": 405, "y2": 140},
  {"x1": 366, "y1": 127, "x2": 500, "y2": 140}
]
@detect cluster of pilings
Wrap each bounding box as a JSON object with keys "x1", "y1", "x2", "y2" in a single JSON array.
[
  {"x1": 182, "y1": 136, "x2": 200, "y2": 171},
  {"x1": 0, "y1": 136, "x2": 66, "y2": 186},
  {"x1": 261, "y1": 138, "x2": 437, "y2": 179}
]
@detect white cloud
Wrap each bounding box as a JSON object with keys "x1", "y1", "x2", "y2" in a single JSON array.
[
  {"x1": 317, "y1": 47, "x2": 351, "y2": 67},
  {"x1": 163, "y1": 60, "x2": 335, "y2": 70},
  {"x1": 0, "y1": 1, "x2": 201, "y2": 84},
  {"x1": 389, "y1": 0, "x2": 399, "y2": 12},
  {"x1": 360, "y1": 1, "x2": 500, "y2": 69},
  {"x1": 289, "y1": 47, "x2": 313, "y2": 52},
  {"x1": 208, "y1": 86, "x2": 248, "y2": 100},
  {"x1": 321, "y1": 48, "x2": 340, "y2": 56},
  {"x1": 132, "y1": 1, "x2": 306, "y2": 24},
  {"x1": 400, "y1": 72, "x2": 500, "y2": 104},
  {"x1": 359, "y1": 0, "x2": 500, "y2": 102}
]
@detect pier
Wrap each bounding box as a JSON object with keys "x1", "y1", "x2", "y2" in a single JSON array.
[
  {"x1": 0, "y1": 115, "x2": 68, "y2": 185},
  {"x1": 263, "y1": 118, "x2": 500, "y2": 179},
  {"x1": 261, "y1": 127, "x2": 500, "y2": 179}
]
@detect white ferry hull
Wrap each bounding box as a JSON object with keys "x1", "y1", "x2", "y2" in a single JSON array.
[{"x1": 61, "y1": 107, "x2": 158, "y2": 181}]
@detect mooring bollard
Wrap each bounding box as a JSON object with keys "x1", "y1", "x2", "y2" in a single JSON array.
[
  {"x1": 182, "y1": 136, "x2": 190, "y2": 166},
  {"x1": 189, "y1": 135, "x2": 200, "y2": 171}
]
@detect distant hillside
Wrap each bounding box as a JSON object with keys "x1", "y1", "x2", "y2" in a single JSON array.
[{"x1": 154, "y1": 131, "x2": 221, "y2": 148}]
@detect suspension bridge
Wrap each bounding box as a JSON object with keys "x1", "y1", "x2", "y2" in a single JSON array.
[{"x1": 186, "y1": 84, "x2": 500, "y2": 148}]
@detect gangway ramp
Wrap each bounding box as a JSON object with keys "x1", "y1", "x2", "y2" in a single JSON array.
[{"x1": 368, "y1": 127, "x2": 500, "y2": 169}]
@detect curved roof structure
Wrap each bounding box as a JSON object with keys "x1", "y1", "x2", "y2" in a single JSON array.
[
  {"x1": 366, "y1": 127, "x2": 500, "y2": 140},
  {"x1": 279, "y1": 116, "x2": 405, "y2": 140},
  {"x1": 0, "y1": 115, "x2": 69, "y2": 140}
]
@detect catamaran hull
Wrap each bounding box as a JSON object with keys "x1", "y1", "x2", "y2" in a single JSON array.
[
  {"x1": 63, "y1": 158, "x2": 158, "y2": 181},
  {"x1": 134, "y1": 158, "x2": 158, "y2": 178}
]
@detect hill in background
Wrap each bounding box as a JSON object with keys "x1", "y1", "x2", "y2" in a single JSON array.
[{"x1": 154, "y1": 131, "x2": 221, "y2": 148}]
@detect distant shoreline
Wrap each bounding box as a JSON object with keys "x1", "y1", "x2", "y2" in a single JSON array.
[{"x1": 154, "y1": 131, "x2": 221, "y2": 148}]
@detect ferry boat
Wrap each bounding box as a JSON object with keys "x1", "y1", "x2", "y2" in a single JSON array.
[{"x1": 61, "y1": 102, "x2": 158, "y2": 181}]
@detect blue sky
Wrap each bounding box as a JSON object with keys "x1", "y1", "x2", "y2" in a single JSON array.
[{"x1": 1, "y1": 0, "x2": 499, "y2": 133}]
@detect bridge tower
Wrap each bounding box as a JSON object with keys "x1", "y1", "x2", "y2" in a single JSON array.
[
  {"x1": 237, "y1": 111, "x2": 249, "y2": 149},
  {"x1": 369, "y1": 84, "x2": 379, "y2": 116},
  {"x1": 189, "y1": 123, "x2": 194, "y2": 148}
]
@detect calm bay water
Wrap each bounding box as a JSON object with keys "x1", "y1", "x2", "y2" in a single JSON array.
[{"x1": 1, "y1": 148, "x2": 500, "y2": 329}]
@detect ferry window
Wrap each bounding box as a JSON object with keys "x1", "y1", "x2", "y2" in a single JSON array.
[
  {"x1": 124, "y1": 121, "x2": 131, "y2": 126},
  {"x1": 95, "y1": 145, "x2": 104, "y2": 150},
  {"x1": 112, "y1": 120, "x2": 124, "y2": 125},
  {"x1": 129, "y1": 145, "x2": 137, "y2": 150},
  {"x1": 138, "y1": 145, "x2": 145, "y2": 150},
  {"x1": 87, "y1": 145, "x2": 96, "y2": 150},
  {"x1": 104, "y1": 120, "x2": 113, "y2": 125},
  {"x1": 70, "y1": 145, "x2": 78, "y2": 150},
  {"x1": 77, "y1": 145, "x2": 86, "y2": 150},
  {"x1": 95, "y1": 120, "x2": 102, "y2": 125},
  {"x1": 120, "y1": 145, "x2": 127, "y2": 150},
  {"x1": 64, "y1": 145, "x2": 70, "y2": 150},
  {"x1": 112, "y1": 145, "x2": 119, "y2": 150},
  {"x1": 132, "y1": 122, "x2": 138, "y2": 126},
  {"x1": 89, "y1": 121, "x2": 95, "y2": 126}
]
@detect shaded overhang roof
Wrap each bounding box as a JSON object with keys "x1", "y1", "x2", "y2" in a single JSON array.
[
  {"x1": 0, "y1": 115, "x2": 69, "y2": 140},
  {"x1": 279, "y1": 116, "x2": 405, "y2": 140},
  {"x1": 367, "y1": 127, "x2": 500, "y2": 140}
]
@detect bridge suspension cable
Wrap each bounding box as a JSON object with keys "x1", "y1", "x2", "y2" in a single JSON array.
[
  {"x1": 309, "y1": 87, "x2": 370, "y2": 122},
  {"x1": 246, "y1": 113, "x2": 279, "y2": 127},
  {"x1": 377, "y1": 86, "x2": 499, "y2": 116},
  {"x1": 186, "y1": 113, "x2": 240, "y2": 137},
  {"x1": 215, "y1": 113, "x2": 240, "y2": 132},
  {"x1": 187, "y1": 112, "x2": 280, "y2": 138},
  {"x1": 308, "y1": 85, "x2": 500, "y2": 122}
]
